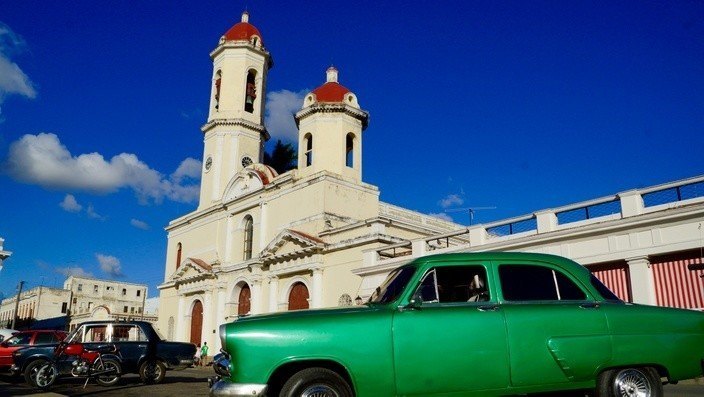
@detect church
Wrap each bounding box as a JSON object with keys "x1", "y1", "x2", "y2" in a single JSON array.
[{"x1": 156, "y1": 12, "x2": 460, "y2": 347}]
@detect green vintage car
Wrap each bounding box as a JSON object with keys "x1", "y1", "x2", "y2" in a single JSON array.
[{"x1": 209, "y1": 252, "x2": 704, "y2": 397}]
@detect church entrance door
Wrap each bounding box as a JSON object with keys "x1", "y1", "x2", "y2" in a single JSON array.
[
  {"x1": 238, "y1": 284, "x2": 251, "y2": 316},
  {"x1": 190, "y1": 300, "x2": 203, "y2": 346},
  {"x1": 288, "y1": 282, "x2": 309, "y2": 311}
]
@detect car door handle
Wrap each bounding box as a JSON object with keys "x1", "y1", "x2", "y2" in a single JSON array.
[
  {"x1": 477, "y1": 304, "x2": 499, "y2": 312},
  {"x1": 580, "y1": 302, "x2": 600, "y2": 309}
]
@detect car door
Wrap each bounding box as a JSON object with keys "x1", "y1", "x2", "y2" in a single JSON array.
[
  {"x1": 0, "y1": 332, "x2": 32, "y2": 367},
  {"x1": 393, "y1": 263, "x2": 510, "y2": 396},
  {"x1": 496, "y1": 261, "x2": 611, "y2": 387},
  {"x1": 111, "y1": 324, "x2": 149, "y2": 372}
]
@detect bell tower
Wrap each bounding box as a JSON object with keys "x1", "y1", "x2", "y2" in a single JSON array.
[
  {"x1": 295, "y1": 67, "x2": 369, "y2": 181},
  {"x1": 198, "y1": 12, "x2": 273, "y2": 209}
]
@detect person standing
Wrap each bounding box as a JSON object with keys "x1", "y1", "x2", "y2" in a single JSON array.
[{"x1": 200, "y1": 341, "x2": 209, "y2": 366}]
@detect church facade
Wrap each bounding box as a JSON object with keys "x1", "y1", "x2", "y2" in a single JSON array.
[{"x1": 157, "y1": 13, "x2": 459, "y2": 347}]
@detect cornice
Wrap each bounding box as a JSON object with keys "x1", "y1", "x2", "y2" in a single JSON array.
[
  {"x1": 295, "y1": 103, "x2": 369, "y2": 130},
  {"x1": 201, "y1": 118, "x2": 270, "y2": 140},
  {"x1": 210, "y1": 42, "x2": 273, "y2": 68}
]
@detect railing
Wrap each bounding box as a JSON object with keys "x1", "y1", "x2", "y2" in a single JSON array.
[{"x1": 366, "y1": 175, "x2": 704, "y2": 265}]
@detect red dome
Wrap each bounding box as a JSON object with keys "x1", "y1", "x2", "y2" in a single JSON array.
[
  {"x1": 224, "y1": 12, "x2": 264, "y2": 44},
  {"x1": 311, "y1": 82, "x2": 351, "y2": 103}
]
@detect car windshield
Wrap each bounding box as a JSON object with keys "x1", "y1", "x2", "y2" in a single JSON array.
[{"x1": 368, "y1": 266, "x2": 416, "y2": 304}]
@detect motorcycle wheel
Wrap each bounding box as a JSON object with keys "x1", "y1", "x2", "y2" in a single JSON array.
[
  {"x1": 34, "y1": 363, "x2": 59, "y2": 390},
  {"x1": 95, "y1": 358, "x2": 122, "y2": 387}
]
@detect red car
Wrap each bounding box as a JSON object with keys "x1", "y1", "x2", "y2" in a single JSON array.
[{"x1": 0, "y1": 330, "x2": 67, "y2": 370}]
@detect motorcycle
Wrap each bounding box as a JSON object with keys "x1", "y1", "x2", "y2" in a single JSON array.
[{"x1": 33, "y1": 340, "x2": 122, "y2": 389}]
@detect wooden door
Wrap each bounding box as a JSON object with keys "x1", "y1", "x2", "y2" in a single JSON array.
[
  {"x1": 190, "y1": 300, "x2": 203, "y2": 346},
  {"x1": 238, "y1": 284, "x2": 251, "y2": 316},
  {"x1": 288, "y1": 282, "x2": 310, "y2": 311}
]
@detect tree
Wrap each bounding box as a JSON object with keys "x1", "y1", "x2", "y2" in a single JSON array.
[{"x1": 264, "y1": 140, "x2": 297, "y2": 174}]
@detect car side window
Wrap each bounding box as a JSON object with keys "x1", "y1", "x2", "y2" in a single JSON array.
[
  {"x1": 4, "y1": 333, "x2": 32, "y2": 346},
  {"x1": 83, "y1": 325, "x2": 108, "y2": 342},
  {"x1": 499, "y1": 264, "x2": 586, "y2": 301},
  {"x1": 112, "y1": 325, "x2": 148, "y2": 342},
  {"x1": 416, "y1": 265, "x2": 489, "y2": 303},
  {"x1": 34, "y1": 333, "x2": 55, "y2": 344}
]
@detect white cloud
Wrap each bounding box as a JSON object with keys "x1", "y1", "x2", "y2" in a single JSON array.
[
  {"x1": 438, "y1": 194, "x2": 464, "y2": 209},
  {"x1": 56, "y1": 266, "x2": 94, "y2": 278},
  {"x1": 96, "y1": 253, "x2": 123, "y2": 278},
  {"x1": 59, "y1": 194, "x2": 82, "y2": 213},
  {"x1": 86, "y1": 204, "x2": 105, "y2": 220},
  {"x1": 265, "y1": 89, "x2": 307, "y2": 142},
  {"x1": 428, "y1": 212, "x2": 454, "y2": 222},
  {"x1": 0, "y1": 23, "x2": 37, "y2": 120},
  {"x1": 5, "y1": 133, "x2": 201, "y2": 204},
  {"x1": 130, "y1": 218, "x2": 149, "y2": 230}
]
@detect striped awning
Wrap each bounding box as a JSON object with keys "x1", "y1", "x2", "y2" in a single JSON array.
[
  {"x1": 590, "y1": 263, "x2": 631, "y2": 302},
  {"x1": 652, "y1": 256, "x2": 704, "y2": 310}
]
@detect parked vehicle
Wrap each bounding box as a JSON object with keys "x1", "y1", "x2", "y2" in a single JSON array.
[
  {"x1": 12, "y1": 320, "x2": 196, "y2": 386},
  {"x1": 210, "y1": 252, "x2": 704, "y2": 397},
  {"x1": 33, "y1": 339, "x2": 121, "y2": 389},
  {"x1": 0, "y1": 328, "x2": 18, "y2": 343},
  {"x1": 0, "y1": 330, "x2": 66, "y2": 371}
]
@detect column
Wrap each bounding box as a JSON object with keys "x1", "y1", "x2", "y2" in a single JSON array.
[
  {"x1": 312, "y1": 268, "x2": 323, "y2": 308},
  {"x1": 217, "y1": 288, "x2": 226, "y2": 325},
  {"x1": 251, "y1": 279, "x2": 262, "y2": 314},
  {"x1": 259, "y1": 202, "x2": 268, "y2": 252},
  {"x1": 268, "y1": 276, "x2": 279, "y2": 312},
  {"x1": 177, "y1": 296, "x2": 187, "y2": 342},
  {"x1": 225, "y1": 215, "x2": 233, "y2": 262},
  {"x1": 627, "y1": 256, "x2": 657, "y2": 305},
  {"x1": 203, "y1": 292, "x2": 214, "y2": 350}
]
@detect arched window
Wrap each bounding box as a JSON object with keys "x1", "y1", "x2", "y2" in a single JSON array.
[
  {"x1": 245, "y1": 70, "x2": 257, "y2": 113},
  {"x1": 214, "y1": 70, "x2": 222, "y2": 110},
  {"x1": 176, "y1": 243, "x2": 182, "y2": 270},
  {"x1": 346, "y1": 133, "x2": 355, "y2": 168},
  {"x1": 304, "y1": 133, "x2": 313, "y2": 167},
  {"x1": 243, "y1": 215, "x2": 253, "y2": 260}
]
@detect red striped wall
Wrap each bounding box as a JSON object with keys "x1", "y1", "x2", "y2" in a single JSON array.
[
  {"x1": 589, "y1": 262, "x2": 631, "y2": 302},
  {"x1": 652, "y1": 255, "x2": 704, "y2": 309}
]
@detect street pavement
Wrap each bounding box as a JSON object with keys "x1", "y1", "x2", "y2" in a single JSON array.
[
  {"x1": 0, "y1": 366, "x2": 212, "y2": 396},
  {"x1": 0, "y1": 367, "x2": 702, "y2": 396}
]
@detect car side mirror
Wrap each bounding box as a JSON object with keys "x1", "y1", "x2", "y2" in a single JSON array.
[{"x1": 0, "y1": 342, "x2": 7, "y2": 348}]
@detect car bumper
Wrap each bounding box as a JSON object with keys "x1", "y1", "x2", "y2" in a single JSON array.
[{"x1": 209, "y1": 379, "x2": 267, "y2": 397}]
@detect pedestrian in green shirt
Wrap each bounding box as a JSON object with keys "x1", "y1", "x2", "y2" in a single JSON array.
[{"x1": 200, "y1": 342, "x2": 209, "y2": 366}]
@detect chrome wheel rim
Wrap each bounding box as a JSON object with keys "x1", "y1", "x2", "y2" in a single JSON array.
[
  {"x1": 301, "y1": 384, "x2": 340, "y2": 397},
  {"x1": 35, "y1": 364, "x2": 56, "y2": 388},
  {"x1": 98, "y1": 362, "x2": 119, "y2": 382},
  {"x1": 613, "y1": 368, "x2": 652, "y2": 397},
  {"x1": 145, "y1": 362, "x2": 162, "y2": 379}
]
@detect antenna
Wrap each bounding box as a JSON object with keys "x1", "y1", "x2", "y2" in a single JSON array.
[{"x1": 445, "y1": 206, "x2": 497, "y2": 225}]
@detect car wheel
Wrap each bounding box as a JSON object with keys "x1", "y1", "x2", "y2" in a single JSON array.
[
  {"x1": 139, "y1": 359, "x2": 166, "y2": 384},
  {"x1": 280, "y1": 367, "x2": 353, "y2": 397},
  {"x1": 94, "y1": 358, "x2": 122, "y2": 387},
  {"x1": 24, "y1": 359, "x2": 50, "y2": 387},
  {"x1": 34, "y1": 363, "x2": 58, "y2": 390},
  {"x1": 596, "y1": 367, "x2": 663, "y2": 397}
]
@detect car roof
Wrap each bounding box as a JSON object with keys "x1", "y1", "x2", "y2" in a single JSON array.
[{"x1": 408, "y1": 252, "x2": 589, "y2": 275}]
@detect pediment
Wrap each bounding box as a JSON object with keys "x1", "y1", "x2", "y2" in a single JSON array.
[
  {"x1": 171, "y1": 257, "x2": 215, "y2": 282},
  {"x1": 261, "y1": 229, "x2": 325, "y2": 260},
  {"x1": 223, "y1": 164, "x2": 278, "y2": 202}
]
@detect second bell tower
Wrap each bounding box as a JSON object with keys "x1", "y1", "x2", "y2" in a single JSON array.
[{"x1": 198, "y1": 12, "x2": 273, "y2": 209}]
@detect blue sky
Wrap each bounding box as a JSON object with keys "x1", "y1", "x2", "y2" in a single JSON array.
[{"x1": 0, "y1": 1, "x2": 702, "y2": 299}]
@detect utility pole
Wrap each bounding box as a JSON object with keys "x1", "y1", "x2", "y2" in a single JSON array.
[{"x1": 11, "y1": 281, "x2": 25, "y2": 329}]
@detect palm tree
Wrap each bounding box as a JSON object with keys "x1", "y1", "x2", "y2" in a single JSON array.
[{"x1": 264, "y1": 140, "x2": 297, "y2": 174}]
